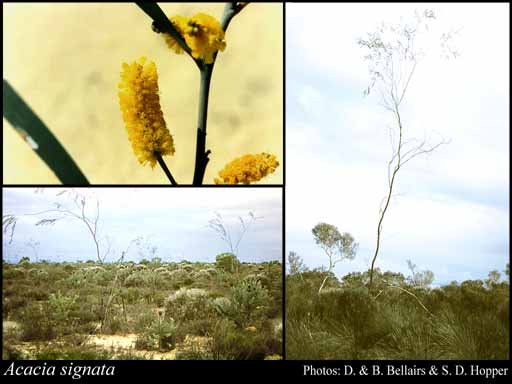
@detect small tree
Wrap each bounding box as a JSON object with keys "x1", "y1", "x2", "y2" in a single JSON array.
[
  {"x1": 486, "y1": 270, "x2": 501, "y2": 288},
  {"x1": 358, "y1": 9, "x2": 458, "y2": 291},
  {"x1": 287, "y1": 251, "x2": 306, "y2": 275},
  {"x1": 3, "y1": 188, "x2": 111, "y2": 263},
  {"x1": 312, "y1": 223, "x2": 358, "y2": 293},
  {"x1": 406, "y1": 259, "x2": 434, "y2": 288},
  {"x1": 18, "y1": 256, "x2": 31, "y2": 265},
  {"x1": 208, "y1": 211, "x2": 261, "y2": 256},
  {"x1": 25, "y1": 238, "x2": 40, "y2": 263}
]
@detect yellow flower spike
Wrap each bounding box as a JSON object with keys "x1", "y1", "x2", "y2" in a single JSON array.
[
  {"x1": 118, "y1": 57, "x2": 175, "y2": 168},
  {"x1": 214, "y1": 153, "x2": 279, "y2": 185},
  {"x1": 161, "y1": 13, "x2": 226, "y2": 64}
]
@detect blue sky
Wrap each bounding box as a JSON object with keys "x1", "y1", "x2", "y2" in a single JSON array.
[
  {"x1": 2, "y1": 188, "x2": 282, "y2": 264},
  {"x1": 286, "y1": 3, "x2": 509, "y2": 285}
]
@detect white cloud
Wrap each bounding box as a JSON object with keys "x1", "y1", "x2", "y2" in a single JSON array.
[{"x1": 2, "y1": 188, "x2": 282, "y2": 263}]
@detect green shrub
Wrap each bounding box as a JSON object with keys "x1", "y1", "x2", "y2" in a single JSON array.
[
  {"x1": 164, "y1": 288, "x2": 213, "y2": 323},
  {"x1": 175, "y1": 318, "x2": 216, "y2": 341},
  {"x1": 3, "y1": 268, "x2": 25, "y2": 279},
  {"x1": 209, "y1": 319, "x2": 278, "y2": 360},
  {"x1": 3, "y1": 296, "x2": 28, "y2": 318},
  {"x1": 48, "y1": 291, "x2": 79, "y2": 323},
  {"x1": 215, "y1": 253, "x2": 240, "y2": 273},
  {"x1": 120, "y1": 287, "x2": 141, "y2": 304},
  {"x1": 19, "y1": 302, "x2": 56, "y2": 341},
  {"x1": 135, "y1": 315, "x2": 176, "y2": 351},
  {"x1": 230, "y1": 277, "x2": 270, "y2": 327}
]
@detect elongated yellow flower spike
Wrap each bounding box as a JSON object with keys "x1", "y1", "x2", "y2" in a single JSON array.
[
  {"x1": 162, "y1": 13, "x2": 226, "y2": 64},
  {"x1": 214, "y1": 153, "x2": 279, "y2": 184},
  {"x1": 118, "y1": 57, "x2": 175, "y2": 168}
]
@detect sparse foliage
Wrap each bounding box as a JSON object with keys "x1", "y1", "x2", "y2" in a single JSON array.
[
  {"x1": 406, "y1": 259, "x2": 434, "y2": 288},
  {"x1": 3, "y1": 189, "x2": 111, "y2": 263},
  {"x1": 287, "y1": 251, "x2": 306, "y2": 275},
  {"x1": 358, "y1": 9, "x2": 458, "y2": 291},
  {"x1": 208, "y1": 211, "x2": 261, "y2": 256},
  {"x1": 312, "y1": 223, "x2": 358, "y2": 293}
]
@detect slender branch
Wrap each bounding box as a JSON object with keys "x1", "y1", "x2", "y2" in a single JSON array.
[
  {"x1": 221, "y1": 2, "x2": 249, "y2": 32},
  {"x1": 79, "y1": 203, "x2": 102, "y2": 263},
  {"x1": 191, "y1": 3, "x2": 248, "y2": 185},
  {"x1": 400, "y1": 139, "x2": 450, "y2": 166},
  {"x1": 192, "y1": 65, "x2": 213, "y2": 185},
  {"x1": 369, "y1": 105, "x2": 404, "y2": 291},
  {"x1": 398, "y1": 60, "x2": 418, "y2": 105},
  {"x1": 135, "y1": 2, "x2": 202, "y2": 69},
  {"x1": 155, "y1": 152, "x2": 178, "y2": 185},
  {"x1": 374, "y1": 284, "x2": 434, "y2": 317},
  {"x1": 318, "y1": 275, "x2": 330, "y2": 294}
]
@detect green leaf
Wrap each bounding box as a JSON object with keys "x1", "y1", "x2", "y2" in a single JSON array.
[{"x1": 3, "y1": 79, "x2": 89, "y2": 185}]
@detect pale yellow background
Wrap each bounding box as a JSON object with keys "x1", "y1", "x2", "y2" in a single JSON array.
[{"x1": 3, "y1": 3, "x2": 283, "y2": 184}]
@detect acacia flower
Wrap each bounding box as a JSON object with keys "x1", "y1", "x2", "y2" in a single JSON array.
[
  {"x1": 214, "y1": 153, "x2": 279, "y2": 184},
  {"x1": 118, "y1": 57, "x2": 175, "y2": 168},
  {"x1": 162, "y1": 15, "x2": 189, "y2": 54},
  {"x1": 162, "y1": 13, "x2": 226, "y2": 64}
]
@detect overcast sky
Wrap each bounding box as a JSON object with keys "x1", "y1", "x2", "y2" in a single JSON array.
[
  {"x1": 3, "y1": 188, "x2": 282, "y2": 264},
  {"x1": 286, "y1": 3, "x2": 509, "y2": 285}
]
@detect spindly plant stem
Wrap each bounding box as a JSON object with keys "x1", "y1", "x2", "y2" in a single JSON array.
[
  {"x1": 155, "y1": 152, "x2": 178, "y2": 185},
  {"x1": 192, "y1": 65, "x2": 213, "y2": 185},
  {"x1": 369, "y1": 108, "x2": 402, "y2": 292},
  {"x1": 190, "y1": 3, "x2": 248, "y2": 185}
]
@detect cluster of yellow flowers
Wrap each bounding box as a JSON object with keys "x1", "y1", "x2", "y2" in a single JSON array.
[
  {"x1": 163, "y1": 13, "x2": 226, "y2": 64},
  {"x1": 215, "y1": 153, "x2": 279, "y2": 184},
  {"x1": 118, "y1": 57, "x2": 175, "y2": 168}
]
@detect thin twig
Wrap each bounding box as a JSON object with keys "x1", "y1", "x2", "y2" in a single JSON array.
[
  {"x1": 135, "y1": 3, "x2": 202, "y2": 69},
  {"x1": 374, "y1": 283, "x2": 434, "y2": 317},
  {"x1": 155, "y1": 152, "x2": 178, "y2": 185},
  {"x1": 191, "y1": 3, "x2": 248, "y2": 185}
]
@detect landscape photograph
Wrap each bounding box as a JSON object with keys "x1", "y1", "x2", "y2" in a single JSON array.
[
  {"x1": 286, "y1": 3, "x2": 509, "y2": 360},
  {"x1": 2, "y1": 187, "x2": 282, "y2": 360}
]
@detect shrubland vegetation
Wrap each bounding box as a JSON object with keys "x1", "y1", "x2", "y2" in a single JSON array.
[
  {"x1": 2, "y1": 254, "x2": 282, "y2": 360},
  {"x1": 286, "y1": 252, "x2": 509, "y2": 360}
]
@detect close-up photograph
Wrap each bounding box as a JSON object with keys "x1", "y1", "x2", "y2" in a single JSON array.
[{"x1": 3, "y1": 2, "x2": 283, "y2": 185}]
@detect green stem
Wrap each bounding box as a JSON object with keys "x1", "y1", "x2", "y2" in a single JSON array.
[
  {"x1": 192, "y1": 65, "x2": 213, "y2": 185},
  {"x1": 155, "y1": 152, "x2": 178, "y2": 185},
  {"x1": 190, "y1": 3, "x2": 248, "y2": 185}
]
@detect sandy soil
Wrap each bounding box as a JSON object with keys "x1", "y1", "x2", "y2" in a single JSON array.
[
  {"x1": 3, "y1": 3, "x2": 283, "y2": 184},
  {"x1": 85, "y1": 333, "x2": 138, "y2": 350},
  {"x1": 4, "y1": 324, "x2": 211, "y2": 360},
  {"x1": 3, "y1": 320, "x2": 20, "y2": 334}
]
